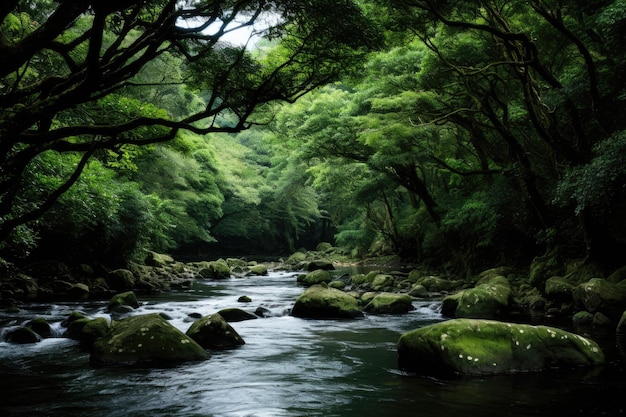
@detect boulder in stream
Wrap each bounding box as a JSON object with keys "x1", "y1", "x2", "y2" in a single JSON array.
[
  {"x1": 397, "y1": 319, "x2": 605, "y2": 376},
  {"x1": 572, "y1": 278, "x2": 626, "y2": 321},
  {"x1": 442, "y1": 275, "x2": 511, "y2": 319},
  {"x1": 186, "y1": 313, "x2": 245, "y2": 349},
  {"x1": 90, "y1": 313, "x2": 209, "y2": 366},
  {"x1": 364, "y1": 293, "x2": 414, "y2": 315},
  {"x1": 291, "y1": 285, "x2": 363, "y2": 319},
  {"x1": 217, "y1": 308, "x2": 258, "y2": 322},
  {"x1": 297, "y1": 269, "x2": 332, "y2": 287},
  {"x1": 6, "y1": 326, "x2": 41, "y2": 344}
]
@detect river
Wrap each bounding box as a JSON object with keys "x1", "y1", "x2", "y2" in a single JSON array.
[{"x1": 1, "y1": 269, "x2": 624, "y2": 417}]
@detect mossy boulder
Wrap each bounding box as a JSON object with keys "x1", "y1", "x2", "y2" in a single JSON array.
[
  {"x1": 364, "y1": 293, "x2": 414, "y2": 315},
  {"x1": 144, "y1": 251, "x2": 174, "y2": 267},
  {"x1": 217, "y1": 308, "x2": 258, "y2": 322},
  {"x1": 81, "y1": 317, "x2": 111, "y2": 345},
  {"x1": 198, "y1": 259, "x2": 231, "y2": 279},
  {"x1": 68, "y1": 283, "x2": 90, "y2": 300},
  {"x1": 186, "y1": 314, "x2": 245, "y2": 349},
  {"x1": 409, "y1": 284, "x2": 429, "y2": 298},
  {"x1": 545, "y1": 276, "x2": 574, "y2": 300},
  {"x1": 306, "y1": 259, "x2": 335, "y2": 272},
  {"x1": 417, "y1": 276, "x2": 460, "y2": 293},
  {"x1": 397, "y1": 319, "x2": 605, "y2": 376},
  {"x1": 442, "y1": 275, "x2": 511, "y2": 319},
  {"x1": 90, "y1": 313, "x2": 209, "y2": 366},
  {"x1": 25, "y1": 318, "x2": 52, "y2": 338},
  {"x1": 108, "y1": 291, "x2": 140, "y2": 311},
  {"x1": 6, "y1": 326, "x2": 41, "y2": 344},
  {"x1": 291, "y1": 285, "x2": 363, "y2": 319},
  {"x1": 371, "y1": 274, "x2": 395, "y2": 291},
  {"x1": 249, "y1": 264, "x2": 268, "y2": 276},
  {"x1": 298, "y1": 269, "x2": 332, "y2": 287},
  {"x1": 106, "y1": 269, "x2": 136, "y2": 291},
  {"x1": 572, "y1": 278, "x2": 626, "y2": 320}
]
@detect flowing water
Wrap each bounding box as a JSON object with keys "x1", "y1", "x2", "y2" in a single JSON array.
[{"x1": 1, "y1": 269, "x2": 624, "y2": 417}]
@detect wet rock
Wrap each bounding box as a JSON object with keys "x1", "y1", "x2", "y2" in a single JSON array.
[
  {"x1": 108, "y1": 291, "x2": 140, "y2": 311},
  {"x1": 364, "y1": 293, "x2": 414, "y2": 315},
  {"x1": 80, "y1": 317, "x2": 111, "y2": 346},
  {"x1": 397, "y1": 319, "x2": 605, "y2": 376},
  {"x1": 238, "y1": 295, "x2": 252, "y2": 303},
  {"x1": 0, "y1": 272, "x2": 39, "y2": 300},
  {"x1": 573, "y1": 311, "x2": 594, "y2": 327},
  {"x1": 297, "y1": 269, "x2": 332, "y2": 287},
  {"x1": 106, "y1": 269, "x2": 136, "y2": 291},
  {"x1": 306, "y1": 260, "x2": 335, "y2": 272},
  {"x1": 442, "y1": 275, "x2": 511, "y2": 319},
  {"x1": 249, "y1": 264, "x2": 268, "y2": 276},
  {"x1": 291, "y1": 285, "x2": 363, "y2": 319},
  {"x1": 409, "y1": 284, "x2": 428, "y2": 298},
  {"x1": 371, "y1": 274, "x2": 395, "y2": 291},
  {"x1": 544, "y1": 276, "x2": 574, "y2": 301},
  {"x1": 25, "y1": 318, "x2": 52, "y2": 338},
  {"x1": 90, "y1": 313, "x2": 209, "y2": 366},
  {"x1": 572, "y1": 278, "x2": 626, "y2": 321},
  {"x1": 68, "y1": 283, "x2": 90, "y2": 300},
  {"x1": 6, "y1": 326, "x2": 41, "y2": 344},
  {"x1": 416, "y1": 276, "x2": 460, "y2": 293},
  {"x1": 217, "y1": 308, "x2": 258, "y2": 322},
  {"x1": 198, "y1": 259, "x2": 231, "y2": 279},
  {"x1": 186, "y1": 313, "x2": 245, "y2": 349},
  {"x1": 329, "y1": 280, "x2": 346, "y2": 290}
]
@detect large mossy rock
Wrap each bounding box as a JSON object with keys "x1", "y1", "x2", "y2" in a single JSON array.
[
  {"x1": 364, "y1": 293, "x2": 414, "y2": 315},
  {"x1": 106, "y1": 269, "x2": 136, "y2": 291},
  {"x1": 291, "y1": 285, "x2": 363, "y2": 319},
  {"x1": 572, "y1": 278, "x2": 626, "y2": 321},
  {"x1": 297, "y1": 269, "x2": 332, "y2": 287},
  {"x1": 186, "y1": 314, "x2": 245, "y2": 349},
  {"x1": 90, "y1": 313, "x2": 209, "y2": 366},
  {"x1": 108, "y1": 291, "x2": 140, "y2": 311},
  {"x1": 217, "y1": 308, "x2": 258, "y2": 322},
  {"x1": 397, "y1": 319, "x2": 605, "y2": 376},
  {"x1": 6, "y1": 326, "x2": 41, "y2": 344},
  {"x1": 306, "y1": 259, "x2": 335, "y2": 271},
  {"x1": 442, "y1": 275, "x2": 511, "y2": 319},
  {"x1": 198, "y1": 259, "x2": 231, "y2": 279}
]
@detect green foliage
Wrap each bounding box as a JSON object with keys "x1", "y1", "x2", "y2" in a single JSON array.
[{"x1": 555, "y1": 130, "x2": 626, "y2": 215}]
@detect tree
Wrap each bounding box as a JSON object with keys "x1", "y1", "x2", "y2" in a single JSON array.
[{"x1": 0, "y1": 0, "x2": 379, "y2": 247}]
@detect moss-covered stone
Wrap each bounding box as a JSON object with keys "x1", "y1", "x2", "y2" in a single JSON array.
[
  {"x1": 298, "y1": 269, "x2": 332, "y2": 287},
  {"x1": 198, "y1": 259, "x2": 231, "y2": 279},
  {"x1": 217, "y1": 308, "x2": 257, "y2": 322},
  {"x1": 442, "y1": 275, "x2": 511, "y2": 319},
  {"x1": 329, "y1": 280, "x2": 346, "y2": 290},
  {"x1": 364, "y1": 293, "x2": 414, "y2": 315},
  {"x1": 106, "y1": 269, "x2": 136, "y2": 291},
  {"x1": 186, "y1": 313, "x2": 245, "y2": 349},
  {"x1": 249, "y1": 264, "x2": 268, "y2": 276},
  {"x1": 108, "y1": 291, "x2": 140, "y2": 311},
  {"x1": 91, "y1": 313, "x2": 209, "y2": 366},
  {"x1": 545, "y1": 276, "x2": 574, "y2": 300},
  {"x1": 291, "y1": 285, "x2": 363, "y2": 319},
  {"x1": 144, "y1": 251, "x2": 174, "y2": 267},
  {"x1": 81, "y1": 317, "x2": 111, "y2": 345},
  {"x1": 6, "y1": 326, "x2": 41, "y2": 344},
  {"x1": 306, "y1": 259, "x2": 335, "y2": 272},
  {"x1": 572, "y1": 278, "x2": 626, "y2": 320},
  {"x1": 409, "y1": 284, "x2": 428, "y2": 298},
  {"x1": 371, "y1": 274, "x2": 395, "y2": 291},
  {"x1": 417, "y1": 276, "x2": 460, "y2": 293},
  {"x1": 397, "y1": 319, "x2": 605, "y2": 375},
  {"x1": 25, "y1": 317, "x2": 52, "y2": 338}
]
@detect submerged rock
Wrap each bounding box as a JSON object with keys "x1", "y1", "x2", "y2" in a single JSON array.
[
  {"x1": 90, "y1": 313, "x2": 209, "y2": 366},
  {"x1": 397, "y1": 319, "x2": 605, "y2": 376},
  {"x1": 186, "y1": 313, "x2": 245, "y2": 349},
  {"x1": 364, "y1": 293, "x2": 414, "y2": 315},
  {"x1": 6, "y1": 326, "x2": 41, "y2": 344},
  {"x1": 291, "y1": 285, "x2": 363, "y2": 319}
]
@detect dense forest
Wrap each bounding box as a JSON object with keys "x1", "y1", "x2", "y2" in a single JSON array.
[{"x1": 1, "y1": 0, "x2": 626, "y2": 279}]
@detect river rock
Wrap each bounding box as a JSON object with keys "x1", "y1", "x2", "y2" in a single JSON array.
[
  {"x1": 68, "y1": 283, "x2": 90, "y2": 300},
  {"x1": 81, "y1": 317, "x2": 111, "y2": 345},
  {"x1": 572, "y1": 278, "x2": 626, "y2": 320},
  {"x1": 442, "y1": 275, "x2": 511, "y2": 319},
  {"x1": 144, "y1": 251, "x2": 175, "y2": 267},
  {"x1": 108, "y1": 291, "x2": 140, "y2": 311},
  {"x1": 186, "y1": 313, "x2": 245, "y2": 349},
  {"x1": 306, "y1": 260, "x2": 335, "y2": 271},
  {"x1": 416, "y1": 276, "x2": 460, "y2": 293},
  {"x1": 364, "y1": 293, "x2": 414, "y2": 315},
  {"x1": 397, "y1": 319, "x2": 605, "y2": 375},
  {"x1": 198, "y1": 259, "x2": 231, "y2": 279},
  {"x1": 544, "y1": 276, "x2": 574, "y2": 300},
  {"x1": 291, "y1": 285, "x2": 363, "y2": 319},
  {"x1": 371, "y1": 274, "x2": 395, "y2": 291},
  {"x1": 26, "y1": 318, "x2": 52, "y2": 338},
  {"x1": 90, "y1": 313, "x2": 209, "y2": 366},
  {"x1": 249, "y1": 264, "x2": 268, "y2": 276},
  {"x1": 298, "y1": 269, "x2": 332, "y2": 287},
  {"x1": 6, "y1": 326, "x2": 41, "y2": 344},
  {"x1": 106, "y1": 269, "x2": 136, "y2": 291},
  {"x1": 217, "y1": 308, "x2": 258, "y2": 322}
]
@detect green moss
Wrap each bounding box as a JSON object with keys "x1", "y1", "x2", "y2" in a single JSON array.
[
  {"x1": 292, "y1": 285, "x2": 363, "y2": 319},
  {"x1": 364, "y1": 293, "x2": 413, "y2": 314}
]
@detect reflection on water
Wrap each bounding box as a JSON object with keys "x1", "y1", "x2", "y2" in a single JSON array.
[{"x1": 1, "y1": 270, "x2": 624, "y2": 417}]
